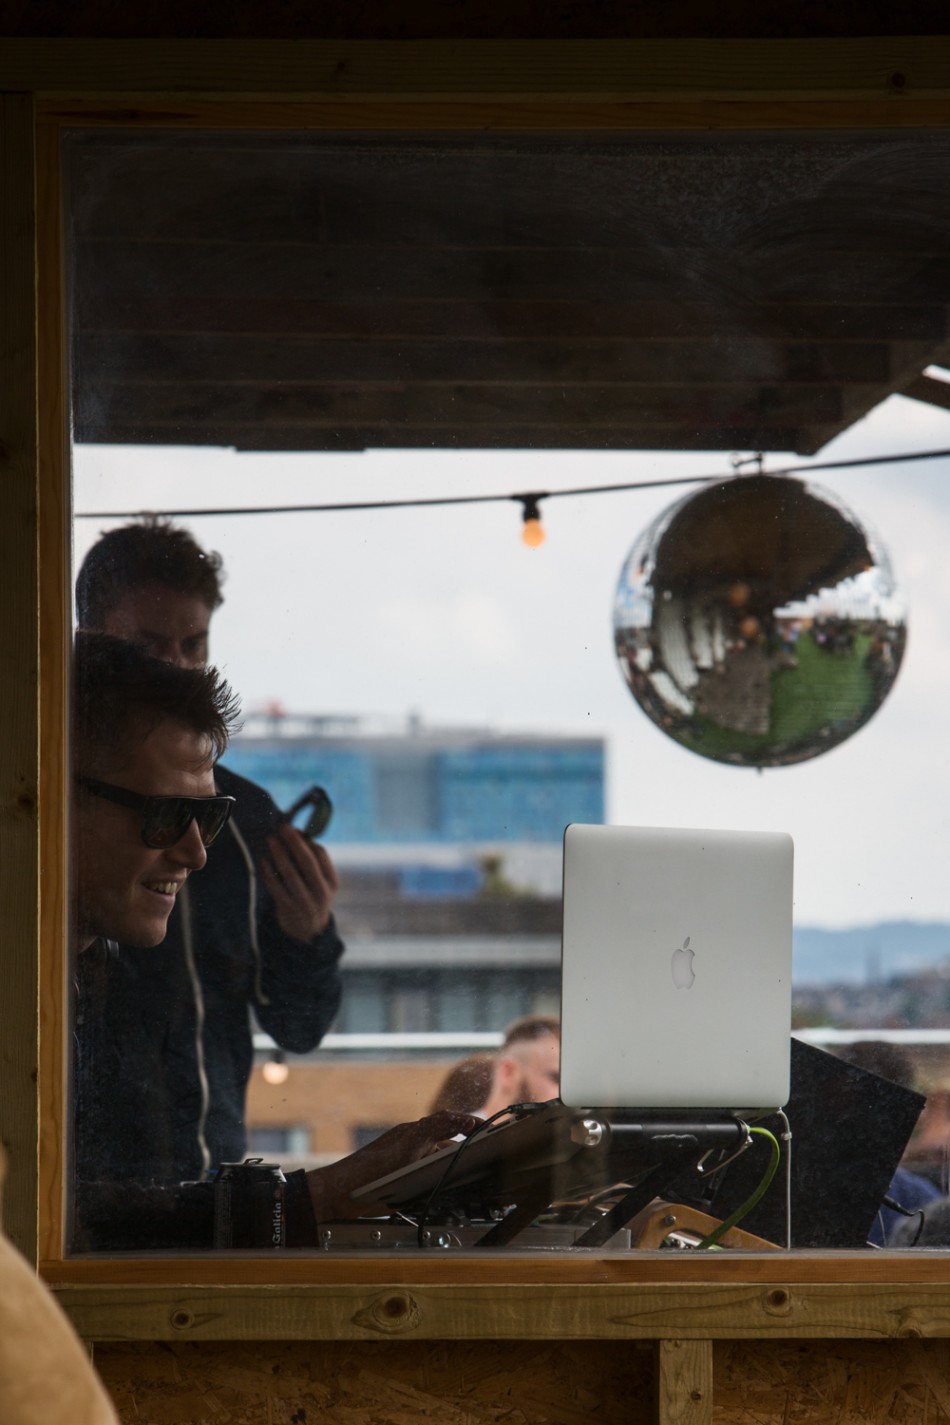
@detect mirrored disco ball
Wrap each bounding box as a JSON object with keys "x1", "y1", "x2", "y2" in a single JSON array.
[{"x1": 613, "y1": 474, "x2": 907, "y2": 768}]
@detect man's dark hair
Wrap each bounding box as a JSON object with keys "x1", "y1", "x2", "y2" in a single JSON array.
[
  {"x1": 428, "y1": 1053, "x2": 496, "y2": 1115},
  {"x1": 74, "y1": 631, "x2": 240, "y2": 770},
  {"x1": 75, "y1": 517, "x2": 225, "y2": 628}
]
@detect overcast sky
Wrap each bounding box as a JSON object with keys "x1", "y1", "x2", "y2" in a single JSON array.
[{"x1": 73, "y1": 391, "x2": 950, "y2": 930}]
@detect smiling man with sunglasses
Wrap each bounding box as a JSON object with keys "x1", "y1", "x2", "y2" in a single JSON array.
[
  {"x1": 73, "y1": 634, "x2": 473, "y2": 1251},
  {"x1": 75, "y1": 518, "x2": 345, "y2": 1188},
  {"x1": 73, "y1": 631, "x2": 242, "y2": 1238},
  {"x1": 74, "y1": 774, "x2": 235, "y2": 946},
  {"x1": 73, "y1": 633, "x2": 240, "y2": 953}
]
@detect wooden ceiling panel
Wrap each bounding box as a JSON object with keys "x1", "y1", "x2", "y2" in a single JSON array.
[
  {"x1": 76, "y1": 334, "x2": 894, "y2": 386},
  {"x1": 74, "y1": 377, "x2": 843, "y2": 428},
  {"x1": 81, "y1": 423, "x2": 812, "y2": 454},
  {"x1": 67, "y1": 132, "x2": 950, "y2": 457},
  {"x1": 75, "y1": 240, "x2": 950, "y2": 310},
  {"x1": 72, "y1": 295, "x2": 950, "y2": 344}
]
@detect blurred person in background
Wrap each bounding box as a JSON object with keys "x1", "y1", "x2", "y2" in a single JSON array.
[
  {"x1": 836, "y1": 1039, "x2": 941, "y2": 1246},
  {"x1": 478, "y1": 1015, "x2": 561, "y2": 1118},
  {"x1": 429, "y1": 1053, "x2": 497, "y2": 1115}
]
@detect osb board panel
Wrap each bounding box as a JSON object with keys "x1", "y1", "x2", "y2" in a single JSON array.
[
  {"x1": 92, "y1": 1339, "x2": 655, "y2": 1424},
  {"x1": 715, "y1": 1339, "x2": 950, "y2": 1423}
]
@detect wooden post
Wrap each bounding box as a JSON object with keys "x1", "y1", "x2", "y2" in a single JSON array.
[
  {"x1": 656, "y1": 1339, "x2": 713, "y2": 1425},
  {"x1": 0, "y1": 90, "x2": 39, "y2": 1262},
  {"x1": 35, "y1": 112, "x2": 70, "y2": 1267}
]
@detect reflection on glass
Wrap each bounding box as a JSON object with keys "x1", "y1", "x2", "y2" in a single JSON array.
[
  {"x1": 613, "y1": 474, "x2": 907, "y2": 767},
  {"x1": 65, "y1": 127, "x2": 950, "y2": 1253}
]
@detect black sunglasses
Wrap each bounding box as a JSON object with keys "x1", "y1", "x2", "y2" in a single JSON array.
[
  {"x1": 284, "y1": 785, "x2": 333, "y2": 840},
  {"x1": 76, "y1": 776, "x2": 236, "y2": 850}
]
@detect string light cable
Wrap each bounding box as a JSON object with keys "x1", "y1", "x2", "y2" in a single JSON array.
[
  {"x1": 77, "y1": 473, "x2": 716, "y2": 523},
  {"x1": 75, "y1": 445, "x2": 950, "y2": 543},
  {"x1": 690, "y1": 1126, "x2": 782, "y2": 1251}
]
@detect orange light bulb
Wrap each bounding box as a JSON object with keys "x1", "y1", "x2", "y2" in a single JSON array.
[{"x1": 522, "y1": 517, "x2": 546, "y2": 548}]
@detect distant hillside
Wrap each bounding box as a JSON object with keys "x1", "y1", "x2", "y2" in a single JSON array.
[{"x1": 793, "y1": 921, "x2": 950, "y2": 986}]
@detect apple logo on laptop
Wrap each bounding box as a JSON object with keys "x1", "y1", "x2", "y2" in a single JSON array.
[{"x1": 671, "y1": 936, "x2": 696, "y2": 989}]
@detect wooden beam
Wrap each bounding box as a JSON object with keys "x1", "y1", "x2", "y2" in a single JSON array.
[
  {"x1": 73, "y1": 334, "x2": 894, "y2": 386},
  {"x1": 71, "y1": 377, "x2": 844, "y2": 430},
  {"x1": 902, "y1": 372, "x2": 950, "y2": 411},
  {"x1": 36, "y1": 118, "x2": 70, "y2": 1269},
  {"x1": 47, "y1": 1278, "x2": 950, "y2": 1342},
  {"x1": 71, "y1": 239, "x2": 950, "y2": 306},
  {"x1": 72, "y1": 296, "x2": 950, "y2": 343},
  {"x1": 42, "y1": 1247, "x2": 950, "y2": 1287},
  {"x1": 38, "y1": 96, "x2": 950, "y2": 132},
  {"x1": 0, "y1": 91, "x2": 39, "y2": 1263},
  {"x1": 71, "y1": 422, "x2": 814, "y2": 453},
  {"x1": 4, "y1": 36, "x2": 950, "y2": 99}
]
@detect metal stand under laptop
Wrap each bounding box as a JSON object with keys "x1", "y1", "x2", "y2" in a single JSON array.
[
  {"x1": 370, "y1": 1102, "x2": 755, "y2": 1249},
  {"x1": 553, "y1": 1113, "x2": 752, "y2": 1250}
]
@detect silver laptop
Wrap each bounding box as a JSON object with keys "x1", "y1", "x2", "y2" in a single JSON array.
[
  {"x1": 559, "y1": 823, "x2": 793, "y2": 1116},
  {"x1": 351, "y1": 821, "x2": 792, "y2": 1211}
]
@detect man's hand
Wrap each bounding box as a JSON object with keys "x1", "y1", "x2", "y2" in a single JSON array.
[
  {"x1": 304, "y1": 1112, "x2": 478, "y2": 1222},
  {"x1": 259, "y1": 823, "x2": 340, "y2": 943}
]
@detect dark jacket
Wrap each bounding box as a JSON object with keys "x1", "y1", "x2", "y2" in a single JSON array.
[{"x1": 75, "y1": 764, "x2": 345, "y2": 1190}]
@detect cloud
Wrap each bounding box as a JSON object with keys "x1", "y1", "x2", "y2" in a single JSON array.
[{"x1": 378, "y1": 589, "x2": 519, "y2": 664}]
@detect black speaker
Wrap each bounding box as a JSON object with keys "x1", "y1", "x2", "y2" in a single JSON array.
[{"x1": 673, "y1": 1038, "x2": 926, "y2": 1248}]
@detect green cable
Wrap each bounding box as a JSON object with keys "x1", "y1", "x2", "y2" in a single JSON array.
[{"x1": 689, "y1": 1127, "x2": 781, "y2": 1251}]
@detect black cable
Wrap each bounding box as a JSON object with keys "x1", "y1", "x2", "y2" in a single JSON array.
[
  {"x1": 75, "y1": 474, "x2": 715, "y2": 520},
  {"x1": 74, "y1": 445, "x2": 950, "y2": 521},
  {"x1": 692, "y1": 1127, "x2": 781, "y2": 1250},
  {"x1": 880, "y1": 1193, "x2": 928, "y2": 1249},
  {"x1": 414, "y1": 1101, "x2": 540, "y2": 1249},
  {"x1": 881, "y1": 1193, "x2": 918, "y2": 1216}
]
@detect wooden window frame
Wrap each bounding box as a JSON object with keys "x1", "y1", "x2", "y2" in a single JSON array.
[{"x1": 2, "y1": 36, "x2": 950, "y2": 1352}]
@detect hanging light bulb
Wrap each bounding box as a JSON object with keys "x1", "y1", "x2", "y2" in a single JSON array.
[
  {"x1": 261, "y1": 1051, "x2": 290, "y2": 1086},
  {"x1": 520, "y1": 495, "x2": 546, "y2": 548}
]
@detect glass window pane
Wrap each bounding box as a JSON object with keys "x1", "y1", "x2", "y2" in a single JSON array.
[
  {"x1": 66, "y1": 126, "x2": 950, "y2": 1256},
  {"x1": 338, "y1": 979, "x2": 387, "y2": 1034}
]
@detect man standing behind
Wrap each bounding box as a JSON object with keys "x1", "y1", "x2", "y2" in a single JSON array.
[
  {"x1": 477, "y1": 1016, "x2": 561, "y2": 1119},
  {"x1": 76, "y1": 519, "x2": 345, "y2": 1183}
]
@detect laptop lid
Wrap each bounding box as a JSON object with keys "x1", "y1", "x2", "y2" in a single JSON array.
[{"x1": 559, "y1": 823, "x2": 793, "y2": 1116}]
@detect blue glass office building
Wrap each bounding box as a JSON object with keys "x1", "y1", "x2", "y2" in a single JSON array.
[
  {"x1": 226, "y1": 722, "x2": 605, "y2": 850},
  {"x1": 230, "y1": 718, "x2": 605, "y2": 1038}
]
